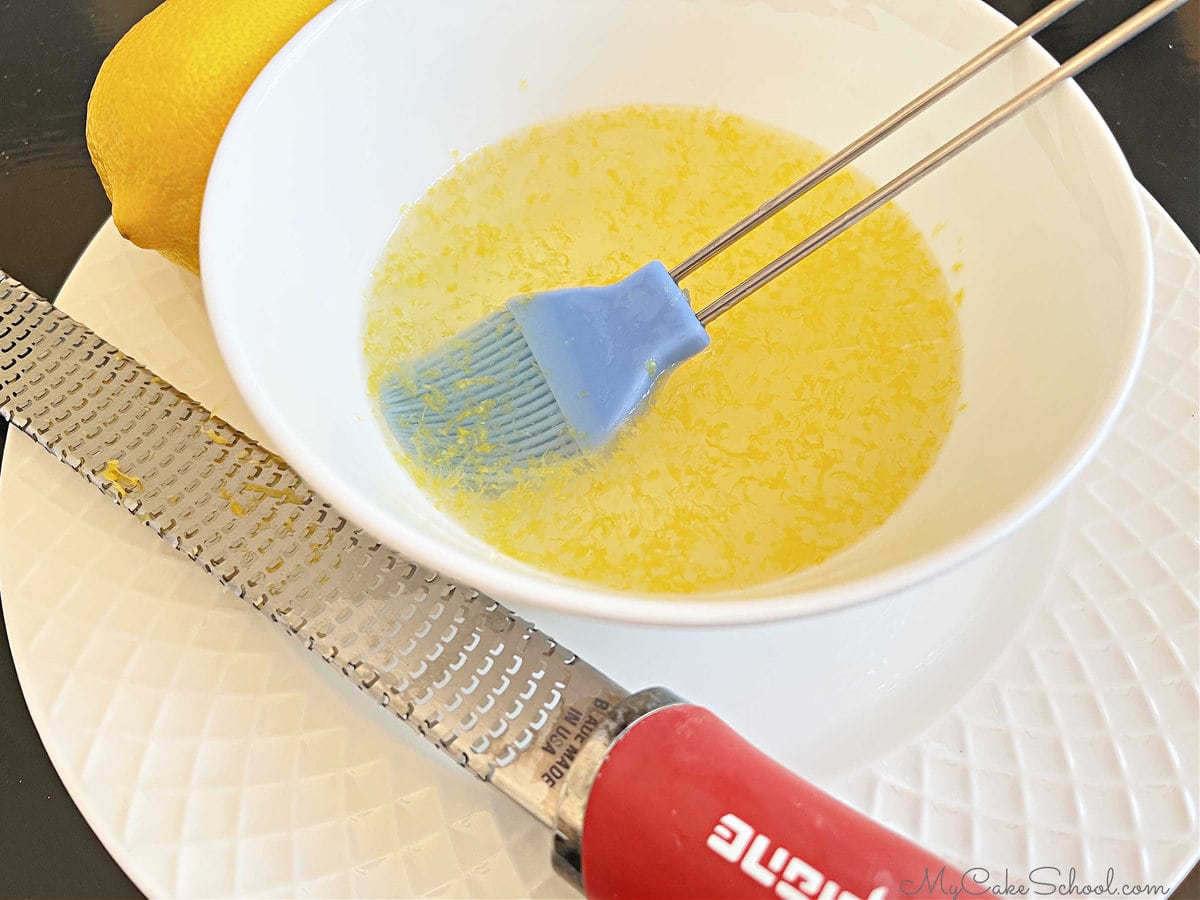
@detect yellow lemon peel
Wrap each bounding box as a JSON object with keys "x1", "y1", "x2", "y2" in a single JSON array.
[
  {"x1": 100, "y1": 460, "x2": 142, "y2": 497},
  {"x1": 86, "y1": 0, "x2": 333, "y2": 273}
]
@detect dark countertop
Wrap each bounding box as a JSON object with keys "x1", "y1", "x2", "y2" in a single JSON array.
[{"x1": 1, "y1": 1, "x2": 1197, "y2": 897}]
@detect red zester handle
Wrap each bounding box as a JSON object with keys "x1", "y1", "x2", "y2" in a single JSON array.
[{"x1": 580, "y1": 705, "x2": 966, "y2": 900}]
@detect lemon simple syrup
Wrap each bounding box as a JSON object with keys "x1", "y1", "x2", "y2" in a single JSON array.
[{"x1": 366, "y1": 105, "x2": 962, "y2": 594}]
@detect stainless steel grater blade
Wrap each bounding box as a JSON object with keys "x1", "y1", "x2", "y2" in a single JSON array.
[
  {"x1": 0, "y1": 270, "x2": 962, "y2": 899},
  {"x1": 0, "y1": 270, "x2": 626, "y2": 830}
]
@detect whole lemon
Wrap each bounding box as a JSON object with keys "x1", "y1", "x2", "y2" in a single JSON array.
[{"x1": 86, "y1": 0, "x2": 333, "y2": 274}]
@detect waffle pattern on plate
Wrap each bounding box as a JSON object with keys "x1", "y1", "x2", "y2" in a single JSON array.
[{"x1": 0, "y1": 192, "x2": 1195, "y2": 896}]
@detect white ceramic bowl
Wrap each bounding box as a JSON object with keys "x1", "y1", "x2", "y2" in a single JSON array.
[{"x1": 201, "y1": 0, "x2": 1151, "y2": 626}]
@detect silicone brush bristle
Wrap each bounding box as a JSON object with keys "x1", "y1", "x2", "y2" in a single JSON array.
[{"x1": 380, "y1": 310, "x2": 581, "y2": 489}]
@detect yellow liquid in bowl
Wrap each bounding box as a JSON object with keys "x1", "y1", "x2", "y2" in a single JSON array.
[{"x1": 365, "y1": 105, "x2": 962, "y2": 594}]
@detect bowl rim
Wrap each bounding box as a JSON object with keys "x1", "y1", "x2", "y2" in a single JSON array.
[{"x1": 201, "y1": 0, "x2": 1153, "y2": 627}]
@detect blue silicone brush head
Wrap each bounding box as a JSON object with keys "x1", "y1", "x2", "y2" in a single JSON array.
[{"x1": 380, "y1": 261, "x2": 710, "y2": 488}]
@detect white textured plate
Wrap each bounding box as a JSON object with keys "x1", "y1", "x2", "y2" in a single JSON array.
[{"x1": 1, "y1": 189, "x2": 1196, "y2": 898}]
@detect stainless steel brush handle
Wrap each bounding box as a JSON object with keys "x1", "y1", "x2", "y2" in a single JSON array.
[
  {"x1": 670, "y1": 0, "x2": 1089, "y2": 282},
  {"x1": 693, "y1": 0, "x2": 1189, "y2": 326}
]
